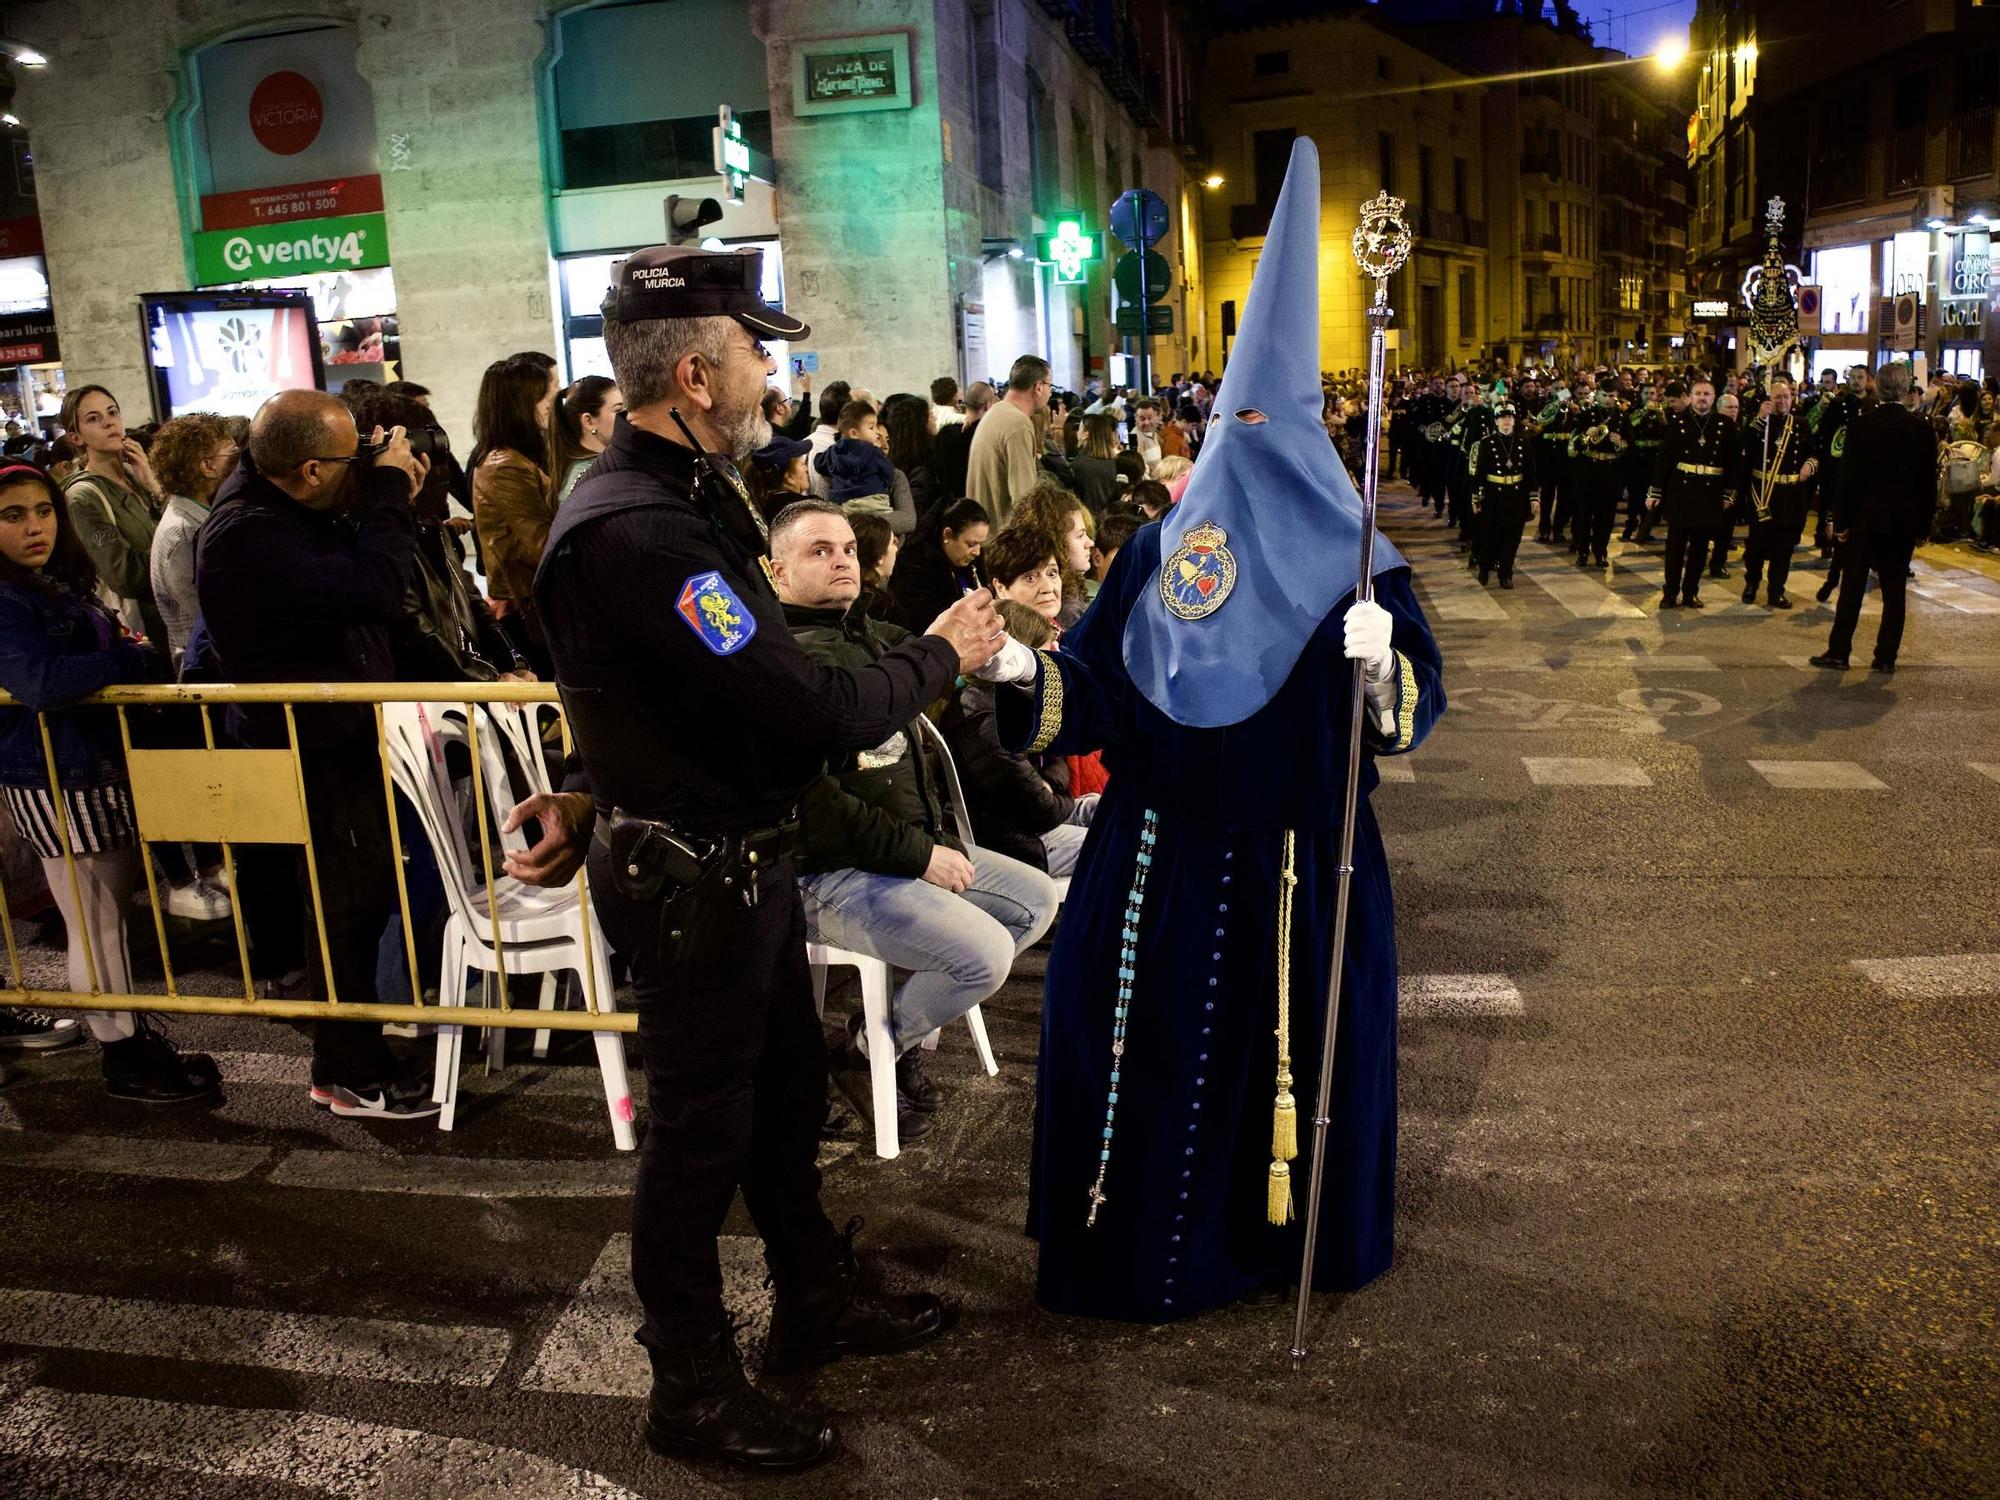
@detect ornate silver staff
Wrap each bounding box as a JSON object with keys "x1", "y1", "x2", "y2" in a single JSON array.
[{"x1": 1290, "y1": 191, "x2": 1412, "y2": 1369}]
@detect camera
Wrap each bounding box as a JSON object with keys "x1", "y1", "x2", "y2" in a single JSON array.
[{"x1": 355, "y1": 425, "x2": 451, "y2": 463}]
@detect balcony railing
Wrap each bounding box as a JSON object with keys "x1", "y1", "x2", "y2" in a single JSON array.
[
  {"x1": 1949, "y1": 108, "x2": 1995, "y2": 180},
  {"x1": 1418, "y1": 207, "x2": 1488, "y2": 247}
]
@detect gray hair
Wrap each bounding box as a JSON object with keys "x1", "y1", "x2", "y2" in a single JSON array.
[
  {"x1": 1874, "y1": 361, "x2": 1912, "y2": 402},
  {"x1": 601, "y1": 314, "x2": 735, "y2": 411},
  {"x1": 769, "y1": 497, "x2": 850, "y2": 557},
  {"x1": 962, "y1": 381, "x2": 997, "y2": 415},
  {"x1": 1007, "y1": 355, "x2": 1051, "y2": 393},
  {"x1": 248, "y1": 389, "x2": 349, "y2": 474}
]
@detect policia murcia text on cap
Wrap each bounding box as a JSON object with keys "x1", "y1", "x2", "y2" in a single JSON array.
[{"x1": 515, "y1": 244, "x2": 1006, "y2": 1470}]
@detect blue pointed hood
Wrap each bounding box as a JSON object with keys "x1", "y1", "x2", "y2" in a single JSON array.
[{"x1": 1122, "y1": 135, "x2": 1404, "y2": 729}]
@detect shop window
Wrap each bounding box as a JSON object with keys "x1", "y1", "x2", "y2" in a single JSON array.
[
  {"x1": 552, "y1": 0, "x2": 770, "y2": 190},
  {"x1": 1812, "y1": 244, "x2": 1871, "y2": 334}
]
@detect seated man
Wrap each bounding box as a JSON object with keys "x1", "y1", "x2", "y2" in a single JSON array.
[{"x1": 773, "y1": 500, "x2": 1059, "y2": 1140}]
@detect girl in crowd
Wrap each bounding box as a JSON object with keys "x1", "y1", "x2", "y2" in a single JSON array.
[
  {"x1": 882, "y1": 394, "x2": 940, "y2": 516},
  {"x1": 546, "y1": 376, "x2": 623, "y2": 505},
  {"x1": 58, "y1": 386, "x2": 167, "y2": 647},
  {"x1": 145, "y1": 412, "x2": 237, "y2": 668},
  {"x1": 1068, "y1": 413, "x2": 1124, "y2": 517},
  {"x1": 0, "y1": 464, "x2": 222, "y2": 1103},
  {"x1": 470, "y1": 355, "x2": 559, "y2": 670},
  {"x1": 1013, "y1": 479, "x2": 1095, "y2": 630},
  {"x1": 747, "y1": 434, "x2": 814, "y2": 523},
  {"x1": 887, "y1": 496, "x2": 991, "y2": 633},
  {"x1": 850, "y1": 510, "x2": 899, "y2": 621}
]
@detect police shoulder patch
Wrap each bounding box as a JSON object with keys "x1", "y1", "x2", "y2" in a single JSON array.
[{"x1": 676, "y1": 570, "x2": 757, "y2": 656}]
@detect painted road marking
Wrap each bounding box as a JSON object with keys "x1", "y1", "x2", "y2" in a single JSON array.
[
  {"x1": 0, "y1": 1288, "x2": 511, "y2": 1386},
  {"x1": 1373, "y1": 758, "x2": 1417, "y2": 783},
  {"x1": 1517, "y1": 559, "x2": 1648, "y2": 618},
  {"x1": 1412, "y1": 555, "x2": 1511, "y2": 621},
  {"x1": 522, "y1": 1232, "x2": 771, "y2": 1398},
  {"x1": 1633, "y1": 654, "x2": 1718, "y2": 672},
  {"x1": 1462, "y1": 652, "x2": 1554, "y2": 672},
  {"x1": 1398, "y1": 974, "x2": 1524, "y2": 1018},
  {"x1": 0, "y1": 1383, "x2": 659, "y2": 1500},
  {"x1": 0, "y1": 1131, "x2": 271, "y2": 1182},
  {"x1": 1747, "y1": 759, "x2": 1888, "y2": 791},
  {"x1": 1908, "y1": 564, "x2": 2000, "y2": 614},
  {"x1": 269, "y1": 1148, "x2": 634, "y2": 1198},
  {"x1": 1523, "y1": 757, "x2": 1653, "y2": 787},
  {"x1": 1851, "y1": 955, "x2": 2000, "y2": 999},
  {"x1": 1971, "y1": 764, "x2": 2000, "y2": 785}
]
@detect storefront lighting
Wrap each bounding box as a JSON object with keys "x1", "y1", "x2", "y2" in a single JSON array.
[
  {"x1": 1926, "y1": 218, "x2": 1951, "y2": 231},
  {"x1": 1007, "y1": 246, "x2": 1024, "y2": 259},
  {"x1": 1970, "y1": 213, "x2": 1994, "y2": 228}
]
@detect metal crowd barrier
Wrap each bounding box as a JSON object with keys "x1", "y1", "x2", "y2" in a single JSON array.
[{"x1": 0, "y1": 682, "x2": 635, "y2": 1035}]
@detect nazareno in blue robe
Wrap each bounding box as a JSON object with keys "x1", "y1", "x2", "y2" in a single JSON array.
[{"x1": 998, "y1": 521, "x2": 1445, "y2": 1323}]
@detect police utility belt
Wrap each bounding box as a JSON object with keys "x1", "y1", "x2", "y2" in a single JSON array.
[{"x1": 597, "y1": 809, "x2": 800, "y2": 910}]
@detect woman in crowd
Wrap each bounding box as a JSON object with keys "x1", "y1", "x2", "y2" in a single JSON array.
[
  {"x1": 849, "y1": 510, "x2": 899, "y2": 621},
  {"x1": 58, "y1": 386, "x2": 167, "y2": 647},
  {"x1": 940, "y1": 599, "x2": 1094, "y2": 878},
  {"x1": 0, "y1": 463, "x2": 221, "y2": 1103},
  {"x1": 746, "y1": 434, "x2": 814, "y2": 522},
  {"x1": 983, "y1": 523, "x2": 1066, "y2": 629},
  {"x1": 546, "y1": 376, "x2": 623, "y2": 504},
  {"x1": 887, "y1": 496, "x2": 991, "y2": 633},
  {"x1": 469, "y1": 355, "x2": 559, "y2": 670},
  {"x1": 1150, "y1": 454, "x2": 1194, "y2": 504},
  {"x1": 1068, "y1": 413, "x2": 1123, "y2": 517},
  {"x1": 1013, "y1": 479, "x2": 1095, "y2": 630},
  {"x1": 1127, "y1": 477, "x2": 1176, "y2": 522},
  {"x1": 882, "y1": 394, "x2": 940, "y2": 516},
  {"x1": 145, "y1": 412, "x2": 237, "y2": 668}
]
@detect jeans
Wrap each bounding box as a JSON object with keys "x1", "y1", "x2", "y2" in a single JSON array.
[
  {"x1": 799, "y1": 845, "x2": 1059, "y2": 1053},
  {"x1": 1040, "y1": 822, "x2": 1087, "y2": 877}
]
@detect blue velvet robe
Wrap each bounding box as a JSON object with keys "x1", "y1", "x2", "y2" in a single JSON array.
[{"x1": 998, "y1": 523, "x2": 1444, "y2": 1323}]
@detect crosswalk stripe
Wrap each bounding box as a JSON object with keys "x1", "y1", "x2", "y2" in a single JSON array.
[
  {"x1": 1850, "y1": 954, "x2": 2000, "y2": 998},
  {"x1": 1398, "y1": 974, "x2": 1524, "y2": 1017},
  {"x1": 0, "y1": 1288, "x2": 511, "y2": 1386},
  {"x1": 1523, "y1": 757, "x2": 1652, "y2": 787},
  {"x1": 1515, "y1": 558, "x2": 1648, "y2": 618},
  {"x1": 1374, "y1": 758, "x2": 1417, "y2": 783},
  {"x1": 268, "y1": 1147, "x2": 634, "y2": 1198},
  {"x1": 1908, "y1": 563, "x2": 2000, "y2": 614},
  {"x1": 0, "y1": 1383, "x2": 658, "y2": 1499},
  {"x1": 521, "y1": 1232, "x2": 771, "y2": 1398},
  {"x1": 1410, "y1": 553, "x2": 1511, "y2": 620},
  {"x1": 1747, "y1": 759, "x2": 1887, "y2": 790},
  {"x1": 1970, "y1": 763, "x2": 2000, "y2": 785},
  {"x1": 0, "y1": 1131, "x2": 272, "y2": 1182}
]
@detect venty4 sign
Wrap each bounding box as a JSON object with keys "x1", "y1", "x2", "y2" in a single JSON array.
[{"x1": 193, "y1": 210, "x2": 391, "y2": 286}]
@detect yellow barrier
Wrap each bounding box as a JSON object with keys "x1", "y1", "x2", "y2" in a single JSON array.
[{"x1": 0, "y1": 682, "x2": 635, "y2": 1035}]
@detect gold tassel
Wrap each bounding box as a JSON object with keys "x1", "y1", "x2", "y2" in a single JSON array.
[
  {"x1": 1272, "y1": 1078, "x2": 1297, "y2": 1163},
  {"x1": 1268, "y1": 1159, "x2": 1293, "y2": 1225}
]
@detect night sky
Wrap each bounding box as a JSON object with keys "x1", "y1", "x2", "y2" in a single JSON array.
[{"x1": 1587, "y1": 0, "x2": 1699, "y2": 58}]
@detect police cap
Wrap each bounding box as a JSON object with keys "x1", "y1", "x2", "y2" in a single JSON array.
[{"x1": 602, "y1": 246, "x2": 810, "y2": 339}]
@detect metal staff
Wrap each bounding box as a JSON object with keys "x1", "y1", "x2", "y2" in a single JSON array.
[{"x1": 1291, "y1": 191, "x2": 1412, "y2": 1369}]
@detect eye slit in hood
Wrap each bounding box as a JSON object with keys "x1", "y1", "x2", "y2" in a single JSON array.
[{"x1": 1234, "y1": 408, "x2": 1268, "y2": 425}]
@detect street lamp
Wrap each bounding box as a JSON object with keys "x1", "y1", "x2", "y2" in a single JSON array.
[
  {"x1": 1202, "y1": 174, "x2": 1224, "y2": 189},
  {"x1": 1653, "y1": 37, "x2": 1689, "y2": 72},
  {"x1": 7, "y1": 44, "x2": 47, "y2": 67}
]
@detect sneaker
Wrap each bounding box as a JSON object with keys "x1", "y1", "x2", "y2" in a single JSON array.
[
  {"x1": 165, "y1": 880, "x2": 232, "y2": 922},
  {"x1": 101, "y1": 1019, "x2": 223, "y2": 1106},
  {"x1": 0, "y1": 1009, "x2": 85, "y2": 1052},
  {"x1": 318, "y1": 1073, "x2": 443, "y2": 1121}
]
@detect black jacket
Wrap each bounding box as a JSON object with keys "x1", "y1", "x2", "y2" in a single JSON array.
[
  {"x1": 886, "y1": 539, "x2": 989, "y2": 637},
  {"x1": 1837, "y1": 402, "x2": 1937, "y2": 539},
  {"x1": 196, "y1": 456, "x2": 417, "y2": 761},
  {"x1": 932, "y1": 417, "x2": 979, "y2": 499},
  {"x1": 939, "y1": 679, "x2": 1074, "y2": 872},
  {"x1": 785, "y1": 601, "x2": 960, "y2": 878}
]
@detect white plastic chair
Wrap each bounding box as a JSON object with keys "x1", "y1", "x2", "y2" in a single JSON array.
[{"x1": 381, "y1": 702, "x2": 636, "y2": 1150}]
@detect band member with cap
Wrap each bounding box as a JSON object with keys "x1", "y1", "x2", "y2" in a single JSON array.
[
  {"x1": 1738, "y1": 374, "x2": 1817, "y2": 608},
  {"x1": 981, "y1": 138, "x2": 1445, "y2": 1324},
  {"x1": 1471, "y1": 401, "x2": 1535, "y2": 588},
  {"x1": 1646, "y1": 373, "x2": 1738, "y2": 609},
  {"x1": 525, "y1": 245, "x2": 1006, "y2": 1470},
  {"x1": 1566, "y1": 390, "x2": 1628, "y2": 569}
]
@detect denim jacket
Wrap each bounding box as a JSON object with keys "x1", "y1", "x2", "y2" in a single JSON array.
[{"x1": 0, "y1": 578, "x2": 158, "y2": 789}]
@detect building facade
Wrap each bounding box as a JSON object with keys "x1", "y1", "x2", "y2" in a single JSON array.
[
  {"x1": 1688, "y1": 0, "x2": 1999, "y2": 380},
  {"x1": 6, "y1": 0, "x2": 1201, "y2": 444},
  {"x1": 1198, "y1": 12, "x2": 1490, "y2": 375}
]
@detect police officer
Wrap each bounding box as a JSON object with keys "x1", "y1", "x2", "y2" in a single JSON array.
[
  {"x1": 1739, "y1": 373, "x2": 1818, "y2": 608},
  {"x1": 524, "y1": 246, "x2": 1006, "y2": 1470},
  {"x1": 1646, "y1": 373, "x2": 1738, "y2": 609},
  {"x1": 1471, "y1": 401, "x2": 1535, "y2": 587},
  {"x1": 1567, "y1": 389, "x2": 1628, "y2": 568}
]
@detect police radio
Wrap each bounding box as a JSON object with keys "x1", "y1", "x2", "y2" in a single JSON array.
[{"x1": 668, "y1": 406, "x2": 771, "y2": 564}]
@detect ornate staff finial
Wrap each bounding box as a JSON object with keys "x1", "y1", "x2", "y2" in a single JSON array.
[
  {"x1": 1742, "y1": 196, "x2": 1801, "y2": 371},
  {"x1": 1352, "y1": 191, "x2": 1412, "y2": 305}
]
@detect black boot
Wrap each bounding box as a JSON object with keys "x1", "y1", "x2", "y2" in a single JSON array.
[
  {"x1": 832, "y1": 1015, "x2": 933, "y2": 1142},
  {"x1": 764, "y1": 1216, "x2": 957, "y2": 1376},
  {"x1": 894, "y1": 1044, "x2": 943, "y2": 1113},
  {"x1": 643, "y1": 1323, "x2": 838, "y2": 1471},
  {"x1": 101, "y1": 1019, "x2": 222, "y2": 1106}
]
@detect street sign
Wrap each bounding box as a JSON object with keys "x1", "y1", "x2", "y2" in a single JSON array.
[
  {"x1": 1114, "y1": 250, "x2": 1171, "y2": 304},
  {"x1": 1110, "y1": 188, "x2": 1170, "y2": 249},
  {"x1": 1890, "y1": 291, "x2": 1919, "y2": 352},
  {"x1": 1034, "y1": 213, "x2": 1102, "y2": 286},
  {"x1": 1114, "y1": 305, "x2": 1175, "y2": 335},
  {"x1": 715, "y1": 105, "x2": 748, "y2": 204},
  {"x1": 1797, "y1": 285, "x2": 1822, "y2": 335}
]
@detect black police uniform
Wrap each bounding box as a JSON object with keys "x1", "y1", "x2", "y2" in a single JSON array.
[
  {"x1": 1565, "y1": 406, "x2": 1627, "y2": 566},
  {"x1": 1649, "y1": 405, "x2": 1739, "y2": 607},
  {"x1": 1470, "y1": 420, "x2": 1535, "y2": 585},
  {"x1": 534, "y1": 246, "x2": 958, "y2": 1468},
  {"x1": 1739, "y1": 406, "x2": 1818, "y2": 606}
]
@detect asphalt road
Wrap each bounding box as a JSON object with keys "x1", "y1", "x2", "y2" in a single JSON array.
[{"x1": 0, "y1": 480, "x2": 1995, "y2": 1498}]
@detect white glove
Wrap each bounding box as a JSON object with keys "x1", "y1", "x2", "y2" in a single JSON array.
[
  {"x1": 970, "y1": 634, "x2": 1038, "y2": 685},
  {"x1": 1343, "y1": 599, "x2": 1395, "y2": 682}
]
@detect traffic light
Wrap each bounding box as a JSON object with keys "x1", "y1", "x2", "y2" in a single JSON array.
[{"x1": 666, "y1": 195, "x2": 723, "y2": 246}]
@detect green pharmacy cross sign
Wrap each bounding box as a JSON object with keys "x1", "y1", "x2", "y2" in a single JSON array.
[{"x1": 1036, "y1": 215, "x2": 1101, "y2": 286}]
